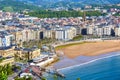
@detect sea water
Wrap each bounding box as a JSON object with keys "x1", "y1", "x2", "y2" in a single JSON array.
[{"x1": 46, "y1": 52, "x2": 120, "y2": 80}]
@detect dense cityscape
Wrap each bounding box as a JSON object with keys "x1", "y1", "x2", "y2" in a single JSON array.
[{"x1": 0, "y1": 0, "x2": 120, "y2": 80}]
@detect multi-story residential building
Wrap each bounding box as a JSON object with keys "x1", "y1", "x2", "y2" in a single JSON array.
[
  {"x1": 0, "y1": 33, "x2": 14, "y2": 48},
  {"x1": 55, "y1": 26, "x2": 76, "y2": 41},
  {"x1": 0, "y1": 56, "x2": 14, "y2": 66},
  {"x1": 115, "y1": 27, "x2": 120, "y2": 36},
  {"x1": 14, "y1": 47, "x2": 40, "y2": 61},
  {"x1": 39, "y1": 31, "x2": 44, "y2": 39},
  {"x1": 87, "y1": 27, "x2": 94, "y2": 35},
  {"x1": 14, "y1": 31, "x2": 23, "y2": 44},
  {"x1": 0, "y1": 46, "x2": 15, "y2": 57},
  {"x1": 103, "y1": 27, "x2": 112, "y2": 36},
  {"x1": 74, "y1": 26, "x2": 82, "y2": 35},
  {"x1": 43, "y1": 30, "x2": 53, "y2": 39},
  {"x1": 43, "y1": 30, "x2": 56, "y2": 39},
  {"x1": 21, "y1": 29, "x2": 43, "y2": 42},
  {"x1": 96, "y1": 27, "x2": 103, "y2": 36},
  {"x1": 0, "y1": 46, "x2": 15, "y2": 66},
  {"x1": 22, "y1": 29, "x2": 29, "y2": 42},
  {"x1": 33, "y1": 29, "x2": 41, "y2": 40},
  {"x1": 81, "y1": 28, "x2": 87, "y2": 35}
]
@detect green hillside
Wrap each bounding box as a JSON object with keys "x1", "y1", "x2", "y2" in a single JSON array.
[
  {"x1": 27, "y1": 10, "x2": 104, "y2": 18},
  {"x1": 0, "y1": 0, "x2": 41, "y2": 12}
]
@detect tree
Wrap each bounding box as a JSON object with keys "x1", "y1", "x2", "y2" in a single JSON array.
[
  {"x1": 0, "y1": 71, "x2": 8, "y2": 80},
  {"x1": 73, "y1": 35, "x2": 83, "y2": 41},
  {"x1": 77, "y1": 78, "x2": 80, "y2": 80},
  {"x1": 15, "y1": 76, "x2": 33, "y2": 80},
  {"x1": 3, "y1": 6, "x2": 13, "y2": 12},
  {"x1": 6, "y1": 64, "x2": 13, "y2": 75},
  {"x1": 26, "y1": 76, "x2": 32, "y2": 80},
  {"x1": 41, "y1": 77, "x2": 47, "y2": 80},
  {"x1": 53, "y1": 74, "x2": 58, "y2": 80},
  {"x1": 0, "y1": 64, "x2": 14, "y2": 80},
  {"x1": 27, "y1": 10, "x2": 103, "y2": 18}
]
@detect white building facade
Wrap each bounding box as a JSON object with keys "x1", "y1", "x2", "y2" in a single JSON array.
[{"x1": 55, "y1": 26, "x2": 76, "y2": 41}]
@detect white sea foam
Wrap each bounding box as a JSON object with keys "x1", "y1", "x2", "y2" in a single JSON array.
[{"x1": 57, "y1": 53, "x2": 120, "y2": 71}]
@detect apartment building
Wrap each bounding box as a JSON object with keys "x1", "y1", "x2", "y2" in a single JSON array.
[
  {"x1": 87, "y1": 27, "x2": 94, "y2": 35},
  {"x1": 55, "y1": 26, "x2": 76, "y2": 41},
  {"x1": 43, "y1": 30, "x2": 53, "y2": 39},
  {"x1": 0, "y1": 46, "x2": 15, "y2": 66},
  {"x1": 115, "y1": 27, "x2": 120, "y2": 36},
  {"x1": 0, "y1": 56, "x2": 14, "y2": 66},
  {"x1": 103, "y1": 27, "x2": 112, "y2": 36},
  {"x1": 0, "y1": 33, "x2": 14, "y2": 48},
  {"x1": 14, "y1": 47, "x2": 40, "y2": 61}
]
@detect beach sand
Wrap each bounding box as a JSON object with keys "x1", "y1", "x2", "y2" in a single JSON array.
[{"x1": 56, "y1": 40, "x2": 120, "y2": 58}]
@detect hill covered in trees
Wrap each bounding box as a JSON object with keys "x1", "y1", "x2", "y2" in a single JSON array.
[
  {"x1": 27, "y1": 10, "x2": 104, "y2": 18},
  {"x1": 16, "y1": 0, "x2": 120, "y2": 9},
  {"x1": 0, "y1": 0, "x2": 41, "y2": 12}
]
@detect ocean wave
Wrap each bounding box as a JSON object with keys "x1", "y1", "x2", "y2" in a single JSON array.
[{"x1": 58, "y1": 53, "x2": 120, "y2": 71}]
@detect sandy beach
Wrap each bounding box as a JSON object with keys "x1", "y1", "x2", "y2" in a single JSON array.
[{"x1": 56, "y1": 40, "x2": 120, "y2": 58}]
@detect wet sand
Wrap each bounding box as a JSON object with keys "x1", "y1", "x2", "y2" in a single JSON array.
[
  {"x1": 56, "y1": 40, "x2": 120, "y2": 58},
  {"x1": 54, "y1": 51, "x2": 120, "y2": 70}
]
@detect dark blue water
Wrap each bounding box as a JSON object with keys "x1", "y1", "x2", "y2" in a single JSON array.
[{"x1": 46, "y1": 54, "x2": 120, "y2": 80}]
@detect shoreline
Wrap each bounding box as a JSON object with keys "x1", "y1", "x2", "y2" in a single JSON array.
[
  {"x1": 55, "y1": 40, "x2": 120, "y2": 58},
  {"x1": 53, "y1": 40, "x2": 120, "y2": 70},
  {"x1": 57, "y1": 51, "x2": 120, "y2": 71}
]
